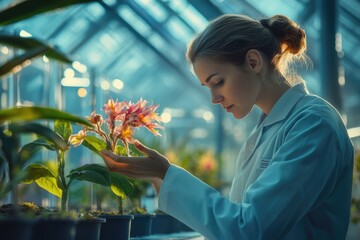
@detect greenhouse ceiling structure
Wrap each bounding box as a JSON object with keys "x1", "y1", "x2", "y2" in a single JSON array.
[{"x1": 0, "y1": 0, "x2": 359, "y2": 155}]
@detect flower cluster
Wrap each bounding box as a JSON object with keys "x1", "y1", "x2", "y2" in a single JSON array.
[{"x1": 69, "y1": 98, "x2": 163, "y2": 155}]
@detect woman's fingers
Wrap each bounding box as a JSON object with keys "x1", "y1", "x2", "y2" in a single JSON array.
[
  {"x1": 134, "y1": 140, "x2": 158, "y2": 157},
  {"x1": 101, "y1": 149, "x2": 119, "y2": 160},
  {"x1": 101, "y1": 149, "x2": 139, "y2": 162},
  {"x1": 100, "y1": 144, "x2": 170, "y2": 180},
  {"x1": 101, "y1": 151, "x2": 127, "y2": 170}
]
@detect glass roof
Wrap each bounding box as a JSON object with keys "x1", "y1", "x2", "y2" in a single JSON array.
[{"x1": 1, "y1": 0, "x2": 359, "y2": 154}]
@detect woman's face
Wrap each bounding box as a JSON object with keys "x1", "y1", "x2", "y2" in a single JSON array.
[{"x1": 193, "y1": 57, "x2": 262, "y2": 119}]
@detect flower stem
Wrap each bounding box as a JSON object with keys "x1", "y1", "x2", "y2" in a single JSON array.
[
  {"x1": 117, "y1": 196, "x2": 123, "y2": 214},
  {"x1": 122, "y1": 140, "x2": 130, "y2": 156},
  {"x1": 58, "y1": 150, "x2": 68, "y2": 212},
  {"x1": 61, "y1": 188, "x2": 69, "y2": 212}
]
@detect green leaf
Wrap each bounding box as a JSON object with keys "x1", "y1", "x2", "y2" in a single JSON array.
[
  {"x1": 0, "y1": 34, "x2": 72, "y2": 63},
  {"x1": 22, "y1": 163, "x2": 56, "y2": 183},
  {"x1": 0, "y1": 148, "x2": 7, "y2": 176},
  {"x1": 68, "y1": 164, "x2": 110, "y2": 186},
  {"x1": 0, "y1": 170, "x2": 28, "y2": 199},
  {"x1": 36, "y1": 177, "x2": 62, "y2": 198},
  {"x1": 22, "y1": 163, "x2": 62, "y2": 198},
  {"x1": 0, "y1": 106, "x2": 92, "y2": 127},
  {"x1": 110, "y1": 172, "x2": 133, "y2": 199},
  {"x1": 19, "y1": 138, "x2": 56, "y2": 162},
  {"x1": 5, "y1": 123, "x2": 68, "y2": 151},
  {"x1": 0, "y1": 45, "x2": 48, "y2": 77},
  {"x1": 0, "y1": 0, "x2": 97, "y2": 26},
  {"x1": 54, "y1": 120, "x2": 72, "y2": 142},
  {"x1": 82, "y1": 136, "x2": 107, "y2": 155},
  {"x1": 0, "y1": 127, "x2": 20, "y2": 170},
  {"x1": 116, "y1": 145, "x2": 128, "y2": 156},
  {"x1": 21, "y1": 138, "x2": 56, "y2": 152}
]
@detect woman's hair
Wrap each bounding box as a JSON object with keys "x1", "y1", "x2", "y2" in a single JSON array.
[{"x1": 186, "y1": 14, "x2": 309, "y2": 85}]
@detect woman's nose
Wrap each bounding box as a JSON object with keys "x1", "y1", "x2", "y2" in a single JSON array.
[{"x1": 211, "y1": 94, "x2": 223, "y2": 104}]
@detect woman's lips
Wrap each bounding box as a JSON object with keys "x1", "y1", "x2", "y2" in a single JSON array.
[{"x1": 225, "y1": 105, "x2": 234, "y2": 112}]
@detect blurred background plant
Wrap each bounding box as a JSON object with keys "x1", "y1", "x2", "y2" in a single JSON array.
[{"x1": 164, "y1": 144, "x2": 222, "y2": 189}]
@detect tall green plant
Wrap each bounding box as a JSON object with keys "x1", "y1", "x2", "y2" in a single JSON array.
[
  {"x1": 22, "y1": 119, "x2": 133, "y2": 212},
  {"x1": 0, "y1": 106, "x2": 91, "y2": 212}
]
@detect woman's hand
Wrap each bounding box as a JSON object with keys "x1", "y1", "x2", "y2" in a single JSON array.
[{"x1": 100, "y1": 140, "x2": 171, "y2": 180}]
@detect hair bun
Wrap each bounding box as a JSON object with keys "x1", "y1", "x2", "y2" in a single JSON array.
[
  {"x1": 259, "y1": 19, "x2": 270, "y2": 29},
  {"x1": 264, "y1": 15, "x2": 306, "y2": 55}
]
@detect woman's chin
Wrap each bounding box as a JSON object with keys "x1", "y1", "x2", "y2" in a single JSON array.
[{"x1": 232, "y1": 110, "x2": 250, "y2": 119}]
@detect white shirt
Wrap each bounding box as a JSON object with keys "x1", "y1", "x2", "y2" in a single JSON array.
[{"x1": 158, "y1": 83, "x2": 354, "y2": 240}]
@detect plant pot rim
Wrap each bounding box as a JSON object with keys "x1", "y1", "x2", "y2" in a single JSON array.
[
  {"x1": 36, "y1": 217, "x2": 78, "y2": 222},
  {"x1": 98, "y1": 214, "x2": 134, "y2": 220},
  {"x1": 0, "y1": 215, "x2": 36, "y2": 223},
  {"x1": 78, "y1": 217, "x2": 106, "y2": 223},
  {"x1": 131, "y1": 213, "x2": 156, "y2": 218}
]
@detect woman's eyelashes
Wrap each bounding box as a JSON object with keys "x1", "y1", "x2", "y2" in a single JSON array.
[{"x1": 215, "y1": 79, "x2": 224, "y2": 88}]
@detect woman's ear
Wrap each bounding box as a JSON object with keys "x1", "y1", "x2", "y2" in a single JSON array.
[{"x1": 245, "y1": 49, "x2": 263, "y2": 73}]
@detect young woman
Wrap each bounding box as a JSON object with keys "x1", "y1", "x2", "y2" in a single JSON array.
[{"x1": 101, "y1": 14, "x2": 354, "y2": 239}]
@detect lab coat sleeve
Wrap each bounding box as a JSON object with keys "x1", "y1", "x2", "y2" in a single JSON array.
[{"x1": 158, "y1": 112, "x2": 347, "y2": 240}]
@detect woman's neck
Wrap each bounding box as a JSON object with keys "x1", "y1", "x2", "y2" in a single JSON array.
[{"x1": 257, "y1": 74, "x2": 291, "y2": 114}]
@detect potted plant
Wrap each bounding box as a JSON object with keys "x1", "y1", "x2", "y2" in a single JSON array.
[
  {"x1": 21, "y1": 118, "x2": 135, "y2": 240},
  {"x1": 0, "y1": 106, "x2": 92, "y2": 240},
  {"x1": 69, "y1": 97, "x2": 164, "y2": 240},
  {"x1": 129, "y1": 179, "x2": 155, "y2": 237}
]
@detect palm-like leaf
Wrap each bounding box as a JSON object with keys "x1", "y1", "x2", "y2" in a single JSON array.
[
  {"x1": 0, "y1": 45, "x2": 49, "y2": 76},
  {"x1": 0, "y1": 106, "x2": 92, "y2": 127},
  {"x1": 0, "y1": 34, "x2": 73, "y2": 63},
  {"x1": 0, "y1": 0, "x2": 97, "y2": 26},
  {"x1": 5, "y1": 122, "x2": 68, "y2": 151}
]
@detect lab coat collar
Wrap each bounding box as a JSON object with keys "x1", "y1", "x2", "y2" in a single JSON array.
[{"x1": 262, "y1": 83, "x2": 309, "y2": 127}]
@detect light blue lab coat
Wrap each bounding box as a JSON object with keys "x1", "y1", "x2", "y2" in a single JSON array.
[{"x1": 158, "y1": 83, "x2": 354, "y2": 240}]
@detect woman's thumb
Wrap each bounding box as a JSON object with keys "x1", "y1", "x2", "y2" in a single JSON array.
[{"x1": 134, "y1": 140, "x2": 155, "y2": 156}]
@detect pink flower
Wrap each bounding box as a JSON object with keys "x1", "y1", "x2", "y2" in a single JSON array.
[
  {"x1": 86, "y1": 111, "x2": 104, "y2": 126},
  {"x1": 114, "y1": 124, "x2": 135, "y2": 144},
  {"x1": 103, "y1": 99, "x2": 127, "y2": 132},
  {"x1": 123, "y1": 98, "x2": 164, "y2": 135},
  {"x1": 69, "y1": 130, "x2": 86, "y2": 147},
  {"x1": 70, "y1": 98, "x2": 164, "y2": 155}
]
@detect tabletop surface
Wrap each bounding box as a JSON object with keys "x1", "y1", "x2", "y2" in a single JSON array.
[{"x1": 131, "y1": 231, "x2": 205, "y2": 240}]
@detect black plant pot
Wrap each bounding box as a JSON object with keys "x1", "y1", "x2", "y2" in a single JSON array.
[
  {"x1": 75, "y1": 217, "x2": 106, "y2": 240},
  {"x1": 130, "y1": 213, "x2": 155, "y2": 237},
  {"x1": 31, "y1": 218, "x2": 77, "y2": 240},
  {"x1": 0, "y1": 216, "x2": 35, "y2": 240},
  {"x1": 151, "y1": 213, "x2": 193, "y2": 234},
  {"x1": 99, "y1": 214, "x2": 133, "y2": 240},
  {"x1": 151, "y1": 213, "x2": 173, "y2": 234}
]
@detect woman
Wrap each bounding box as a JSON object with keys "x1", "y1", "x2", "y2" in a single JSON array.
[{"x1": 101, "y1": 14, "x2": 354, "y2": 239}]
